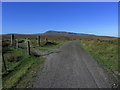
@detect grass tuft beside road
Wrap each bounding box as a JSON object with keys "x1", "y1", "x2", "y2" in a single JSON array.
[
  {"x1": 2, "y1": 48, "x2": 45, "y2": 88},
  {"x1": 2, "y1": 39, "x2": 66, "y2": 88},
  {"x1": 38, "y1": 40, "x2": 66, "y2": 52},
  {"x1": 80, "y1": 39, "x2": 118, "y2": 81}
]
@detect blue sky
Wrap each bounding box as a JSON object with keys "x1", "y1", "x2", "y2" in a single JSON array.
[{"x1": 2, "y1": 2, "x2": 118, "y2": 37}]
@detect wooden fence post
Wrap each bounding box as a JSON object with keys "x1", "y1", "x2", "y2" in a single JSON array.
[
  {"x1": 27, "y1": 41, "x2": 30, "y2": 55},
  {"x1": 11, "y1": 34, "x2": 15, "y2": 47},
  {"x1": 37, "y1": 36, "x2": 40, "y2": 47},
  {"x1": 16, "y1": 39, "x2": 19, "y2": 48},
  {"x1": 45, "y1": 37, "x2": 48, "y2": 43},
  {"x1": 2, "y1": 53, "x2": 7, "y2": 72}
]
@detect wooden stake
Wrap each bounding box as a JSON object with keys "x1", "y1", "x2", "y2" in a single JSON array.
[
  {"x1": 11, "y1": 34, "x2": 15, "y2": 46},
  {"x1": 45, "y1": 37, "x2": 48, "y2": 43},
  {"x1": 16, "y1": 40, "x2": 19, "y2": 48},
  {"x1": 27, "y1": 41, "x2": 30, "y2": 55},
  {"x1": 2, "y1": 53, "x2": 7, "y2": 72},
  {"x1": 37, "y1": 36, "x2": 40, "y2": 47}
]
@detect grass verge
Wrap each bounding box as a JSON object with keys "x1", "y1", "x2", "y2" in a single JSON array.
[
  {"x1": 80, "y1": 39, "x2": 118, "y2": 81},
  {"x1": 2, "y1": 48, "x2": 45, "y2": 88},
  {"x1": 38, "y1": 40, "x2": 67, "y2": 52},
  {"x1": 2, "y1": 39, "x2": 67, "y2": 88}
]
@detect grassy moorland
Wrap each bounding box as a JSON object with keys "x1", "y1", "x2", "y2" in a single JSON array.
[
  {"x1": 80, "y1": 38, "x2": 118, "y2": 81},
  {"x1": 38, "y1": 40, "x2": 66, "y2": 52},
  {"x1": 2, "y1": 33, "x2": 119, "y2": 88},
  {"x1": 30, "y1": 39, "x2": 67, "y2": 52},
  {"x1": 2, "y1": 35, "x2": 67, "y2": 88},
  {"x1": 2, "y1": 46, "x2": 45, "y2": 88}
]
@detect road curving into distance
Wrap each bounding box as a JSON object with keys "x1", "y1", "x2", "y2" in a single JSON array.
[{"x1": 33, "y1": 41, "x2": 112, "y2": 88}]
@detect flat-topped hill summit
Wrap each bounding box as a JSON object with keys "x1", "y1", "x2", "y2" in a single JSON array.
[{"x1": 44, "y1": 30, "x2": 93, "y2": 36}]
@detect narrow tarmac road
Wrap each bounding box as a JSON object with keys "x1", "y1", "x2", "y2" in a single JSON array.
[{"x1": 33, "y1": 41, "x2": 111, "y2": 88}]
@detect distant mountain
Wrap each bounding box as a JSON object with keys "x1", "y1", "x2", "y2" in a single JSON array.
[{"x1": 44, "y1": 30, "x2": 93, "y2": 36}]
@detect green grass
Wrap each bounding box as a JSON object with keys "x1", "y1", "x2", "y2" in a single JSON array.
[
  {"x1": 2, "y1": 48, "x2": 45, "y2": 88},
  {"x1": 38, "y1": 40, "x2": 66, "y2": 52},
  {"x1": 2, "y1": 39, "x2": 66, "y2": 88},
  {"x1": 80, "y1": 39, "x2": 118, "y2": 80},
  {"x1": 15, "y1": 56, "x2": 45, "y2": 88}
]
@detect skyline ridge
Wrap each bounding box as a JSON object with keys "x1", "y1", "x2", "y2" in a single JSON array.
[
  {"x1": 2, "y1": 2, "x2": 117, "y2": 37},
  {"x1": 2, "y1": 30, "x2": 118, "y2": 37}
]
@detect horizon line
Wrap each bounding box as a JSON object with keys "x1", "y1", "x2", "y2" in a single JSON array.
[{"x1": 1, "y1": 32, "x2": 118, "y2": 37}]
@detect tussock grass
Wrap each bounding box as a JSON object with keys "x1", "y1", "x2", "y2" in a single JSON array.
[
  {"x1": 80, "y1": 39, "x2": 118, "y2": 81},
  {"x1": 30, "y1": 39, "x2": 67, "y2": 52},
  {"x1": 38, "y1": 40, "x2": 66, "y2": 52},
  {"x1": 2, "y1": 38, "x2": 66, "y2": 88},
  {"x1": 2, "y1": 48, "x2": 45, "y2": 88}
]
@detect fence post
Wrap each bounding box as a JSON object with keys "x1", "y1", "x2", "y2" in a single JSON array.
[
  {"x1": 27, "y1": 41, "x2": 31, "y2": 55},
  {"x1": 11, "y1": 34, "x2": 15, "y2": 47},
  {"x1": 37, "y1": 36, "x2": 40, "y2": 47},
  {"x1": 16, "y1": 39, "x2": 19, "y2": 48},
  {"x1": 45, "y1": 37, "x2": 48, "y2": 43},
  {"x1": 2, "y1": 53, "x2": 7, "y2": 72}
]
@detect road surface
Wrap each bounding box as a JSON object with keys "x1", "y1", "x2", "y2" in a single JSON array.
[{"x1": 33, "y1": 41, "x2": 112, "y2": 88}]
